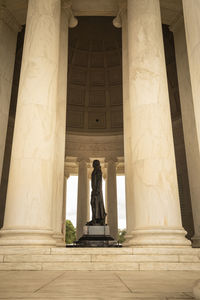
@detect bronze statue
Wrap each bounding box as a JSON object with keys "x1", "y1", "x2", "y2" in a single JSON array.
[{"x1": 87, "y1": 160, "x2": 107, "y2": 226}]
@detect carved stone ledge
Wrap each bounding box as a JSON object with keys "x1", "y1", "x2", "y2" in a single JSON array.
[
  {"x1": 65, "y1": 133, "x2": 124, "y2": 159},
  {"x1": 0, "y1": 4, "x2": 21, "y2": 33},
  {"x1": 105, "y1": 156, "x2": 118, "y2": 165}
]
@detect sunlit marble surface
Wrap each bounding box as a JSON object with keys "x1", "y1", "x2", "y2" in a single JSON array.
[
  {"x1": 0, "y1": 270, "x2": 199, "y2": 299},
  {"x1": 1, "y1": 0, "x2": 61, "y2": 246},
  {"x1": 0, "y1": 13, "x2": 18, "y2": 179},
  {"x1": 125, "y1": 0, "x2": 188, "y2": 247},
  {"x1": 182, "y1": 0, "x2": 200, "y2": 248}
]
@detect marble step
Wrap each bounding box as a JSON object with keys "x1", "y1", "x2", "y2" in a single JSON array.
[
  {"x1": 0, "y1": 246, "x2": 200, "y2": 270},
  {"x1": 0, "y1": 261, "x2": 200, "y2": 271},
  {"x1": 0, "y1": 246, "x2": 200, "y2": 255},
  {"x1": 2, "y1": 253, "x2": 200, "y2": 263}
]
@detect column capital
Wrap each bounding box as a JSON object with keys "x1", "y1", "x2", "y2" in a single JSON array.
[
  {"x1": 113, "y1": 0, "x2": 127, "y2": 28},
  {"x1": 105, "y1": 156, "x2": 117, "y2": 166},
  {"x1": 62, "y1": 0, "x2": 78, "y2": 28},
  {"x1": 169, "y1": 14, "x2": 184, "y2": 34},
  {"x1": 77, "y1": 157, "x2": 90, "y2": 166},
  {"x1": 0, "y1": 3, "x2": 21, "y2": 33},
  {"x1": 102, "y1": 170, "x2": 107, "y2": 180},
  {"x1": 64, "y1": 169, "x2": 70, "y2": 179}
]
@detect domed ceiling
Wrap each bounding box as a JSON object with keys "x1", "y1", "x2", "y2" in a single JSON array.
[{"x1": 67, "y1": 17, "x2": 123, "y2": 134}]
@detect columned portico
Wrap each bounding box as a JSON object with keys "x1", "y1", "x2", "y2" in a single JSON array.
[
  {"x1": 123, "y1": 0, "x2": 189, "y2": 246},
  {"x1": 0, "y1": 0, "x2": 62, "y2": 246},
  {"x1": 0, "y1": 0, "x2": 198, "y2": 255}
]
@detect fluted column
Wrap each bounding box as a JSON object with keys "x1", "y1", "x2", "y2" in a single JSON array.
[
  {"x1": 62, "y1": 173, "x2": 69, "y2": 243},
  {"x1": 0, "y1": 0, "x2": 61, "y2": 246},
  {"x1": 106, "y1": 158, "x2": 118, "y2": 240},
  {"x1": 182, "y1": 1, "x2": 200, "y2": 148},
  {"x1": 179, "y1": 2, "x2": 200, "y2": 247},
  {"x1": 122, "y1": 0, "x2": 189, "y2": 246},
  {"x1": 52, "y1": 0, "x2": 77, "y2": 246},
  {"x1": 76, "y1": 159, "x2": 89, "y2": 239},
  {"x1": 170, "y1": 19, "x2": 196, "y2": 243},
  {"x1": 113, "y1": 1, "x2": 134, "y2": 241},
  {"x1": 0, "y1": 3, "x2": 21, "y2": 180},
  {"x1": 0, "y1": 3, "x2": 21, "y2": 228},
  {"x1": 117, "y1": 2, "x2": 134, "y2": 241}
]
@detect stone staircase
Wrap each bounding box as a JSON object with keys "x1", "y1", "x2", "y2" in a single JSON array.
[{"x1": 0, "y1": 246, "x2": 200, "y2": 271}]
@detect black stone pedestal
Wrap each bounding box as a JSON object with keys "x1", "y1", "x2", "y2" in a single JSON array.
[{"x1": 67, "y1": 225, "x2": 121, "y2": 247}]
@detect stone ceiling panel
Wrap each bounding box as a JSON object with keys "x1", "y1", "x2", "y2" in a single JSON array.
[{"x1": 67, "y1": 17, "x2": 123, "y2": 134}]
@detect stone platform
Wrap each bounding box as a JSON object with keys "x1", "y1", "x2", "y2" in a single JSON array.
[
  {"x1": 75, "y1": 225, "x2": 119, "y2": 247},
  {"x1": 0, "y1": 246, "x2": 200, "y2": 271},
  {"x1": 0, "y1": 270, "x2": 199, "y2": 299}
]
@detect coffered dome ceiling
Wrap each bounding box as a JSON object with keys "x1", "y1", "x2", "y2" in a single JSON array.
[{"x1": 67, "y1": 17, "x2": 123, "y2": 134}]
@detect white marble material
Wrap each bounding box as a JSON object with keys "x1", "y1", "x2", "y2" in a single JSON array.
[
  {"x1": 62, "y1": 175, "x2": 69, "y2": 244},
  {"x1": 182, "y1": 0, "x2": 200, "y2": 145},
  {"x1": 171, "y1": 19, "x2": 200, "y2": 248},
  {"x1": 52, "y1": 4, "x2": 70, "y2": 247},
  {"x1": 83, "y1": 225, "x2": 110, "y2": 235},
  {"x1": 0, "y1": 270, "x2": 199, "y2": 299},
  {"x1": 120, "y1": 8, "x2": 135, "y2": 242},
  {"x1": 106, "y1": 158, "x2": 118, "y2": 240},
  {"x1": 124, "y1": 0, "x2": 189, "y2": 246},
  {"x1": 0, "y1": 5, "x2": 20, "y2": 181},
  {"x1": 0, "y1": 0, "x2": 61, "y2": 246},
  {"x1": 76, "y1": 159, "x2": 90, "y2": 239},
  {"x1": 0, "y1": 246, "x2": 200, "y2": 271},
  {"x1": 193, "y1": 280, "x2": 200, "y2": 299},
  {"x1": 182, "y1": 0, "x2": 200, "y2": 248}
]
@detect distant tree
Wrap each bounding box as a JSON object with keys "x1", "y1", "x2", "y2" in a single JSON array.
[
  {"x1": 65, "y1": 220, "x2": 76, "y2": 244},
  {"x1": 118, "y1": 229, "x2": 126, "y2": 244}
]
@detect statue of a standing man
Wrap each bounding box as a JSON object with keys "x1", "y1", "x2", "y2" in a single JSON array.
[{"x1": 87, "y1": 160, "x2": 107, "y2": 226}]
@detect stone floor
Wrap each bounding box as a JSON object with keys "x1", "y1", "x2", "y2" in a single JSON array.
[{"x1": 0, "y1": 270, "x2": 199, "y2": 299}]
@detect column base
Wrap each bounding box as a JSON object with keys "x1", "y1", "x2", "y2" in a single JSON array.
[
  {"x1": 52, "y1": 232, "x2": 65, "y2": 247},
  {"x1": 124, "y1": 228, "x2": 191, "y2": 247},
  {"x1": 0, "y1": 229, "x2": 56, "y2": 246},
  {"x1": 192, "y1": 236, "x2": 200, "y2": 248}
]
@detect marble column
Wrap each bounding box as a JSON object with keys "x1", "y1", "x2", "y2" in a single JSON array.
[
  {"x1": 116, "y1": 3, "x2": 135, "y2": 240},
  {"x1": 52, "y1": 1, "x2": 77, "y2": 246},
  {"x1": 0, "y1": 3, "x2": 21, "y2": 181},
  {"x1": 62, "y1": 173, "x2": 69, "y2": 243},
  {"x1": 0, "y1": 0, "x2": 61, "y2": 246},
  {"x1": 182, "y1": 1, "x2": 200, "y2": 149},
  {"x1": 175, "y1": 5, "x2": 200, "y2": 247},
  {"x1": 106, "y1": 158, "x2": 118, "y2": 240},
  {"x1": 76, "y1": 159, "x2": 89, "y2": 239},
  {"x1": 123, "y1": 0, "x2": 190, "y2": 246}
]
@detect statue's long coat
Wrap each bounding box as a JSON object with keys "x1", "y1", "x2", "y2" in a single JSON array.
[{"x1": 91, "y1": 167, "x2": 106, "y2": 222}]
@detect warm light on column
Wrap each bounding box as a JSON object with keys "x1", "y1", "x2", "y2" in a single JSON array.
[{"x1": 123, "y1": 0, "x2": 190, "y2": 246}]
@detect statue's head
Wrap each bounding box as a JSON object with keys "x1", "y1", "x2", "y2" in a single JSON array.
[{"x1": 93, "y1": 160, "x2": 100, "y2": 168}]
